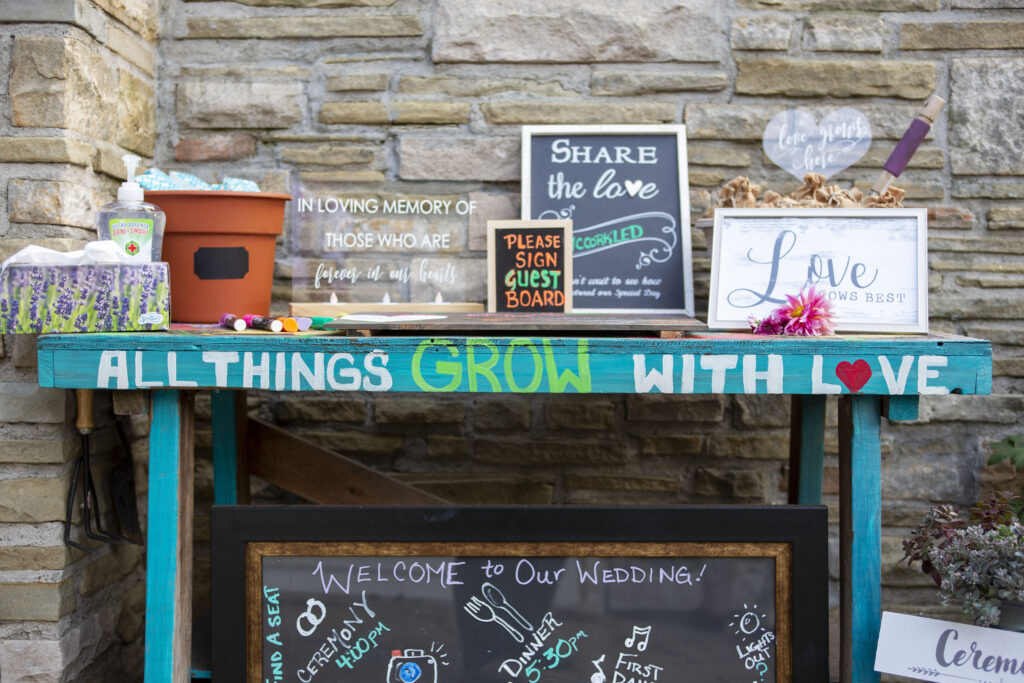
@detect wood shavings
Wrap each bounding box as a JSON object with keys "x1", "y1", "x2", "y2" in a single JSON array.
[{"x1": 709, "y1": 173, "x2": 903, "y2": 214}]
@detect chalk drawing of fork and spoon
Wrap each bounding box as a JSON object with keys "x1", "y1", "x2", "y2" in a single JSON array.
[{"x1": 463, "y1": 582, "x2": 535, "y2": 643}]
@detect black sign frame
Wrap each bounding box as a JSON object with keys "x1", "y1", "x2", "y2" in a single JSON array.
[
  {"x1": 487, "y1": 219, "x2": 573, "y2": 313},
  {"x1": 211, "y1": 506, "x2": 826, "y2": 682},
  {"x1": 521, "y1": 125, "x2": 694, "y2": 315}
]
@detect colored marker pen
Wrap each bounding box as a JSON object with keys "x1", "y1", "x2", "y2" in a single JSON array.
[
  {"x1": 309, "y1": 316, "x2": 335, "y2": 330},
  {"x1": 219, "y1": 313, "x2": 246, "y2": 332},
  {"x1": 294, "y1": 317, "x2": 313, "y2": 331},
  {"x1": 244, "y1": 314, "x2": 283, "y2": 332},
  {"x1": 276, "y1": 317, "x2": 299, "y2": 332}
]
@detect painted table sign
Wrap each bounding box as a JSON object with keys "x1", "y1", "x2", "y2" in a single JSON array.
[
  {"x1": 875, "y1": 611, "x2": 1024, "y2": 683},
  {"x1": 522, "y1": 125, "x2": 693, "y2": 315},
  {"x1": 487, "y1": 220, "x2": 573, "y2": 313},
  {"x1": 211, "y1": 506, "x2": 827, "y2": 683},
  {"x1": 762, "y1": 108, "x2": 872, "y2": 181},
  {"x1": 709, "y1": 208, "x2": 929, "y2": 333},
  {"x1": 37, "y1": 333, "x2": 989, "y2": 397}
]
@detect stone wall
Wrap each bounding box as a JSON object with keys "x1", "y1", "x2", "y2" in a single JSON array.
[{"x1": 0, "y1": 1, "x2": 157, "y2": 681}]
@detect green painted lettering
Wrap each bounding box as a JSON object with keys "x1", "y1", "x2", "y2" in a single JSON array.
[
  {"x1": 412, "y1": 339, "x2": 461, "y2": 392},
  {"x1": 505, "y1": 339, "x2": 543, "y2": 393},
  {"x1": 467, "y1": 339, "x2": 501, "y2": 392},
  {"x1": 543, "y1": 339, "x2": 591, "y2": 393}
]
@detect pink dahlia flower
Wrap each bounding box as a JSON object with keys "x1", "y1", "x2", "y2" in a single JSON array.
[
  {"x1": 778, "y1": 286, "x2": 836, "y2": 336},
  {"x1": 748, "y1": 311, "x2": 785, "y2": 335}
]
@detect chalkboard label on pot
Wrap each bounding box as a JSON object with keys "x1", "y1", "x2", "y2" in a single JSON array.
[
  {"x1": 522, "y1": 125, "x2": 694, "y2": 315},
  {"x1": 211, "y1": 506, "x2": 828, "y2": 682},
  {"x1": 487, "y1": 220, "x2": 573, "y2": 313}
]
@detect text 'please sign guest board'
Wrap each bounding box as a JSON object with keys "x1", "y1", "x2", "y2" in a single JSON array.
[
  {"x1": 522, "y1": 126, "x2": 693, "y2": 315},
  {"x1": 487, "y1": 221, "x2": 573, "y2": 313},
  {"x1": 709, "y1": 208, "x2": 929, "y2": 333},
  {"x1": 212, "y1": 507, "x2": 828, "y2": 683}
]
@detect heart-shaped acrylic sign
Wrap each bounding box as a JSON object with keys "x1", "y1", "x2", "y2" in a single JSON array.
[{"x1": 763, "y1": 108, "x2": 872, "y2": 181}]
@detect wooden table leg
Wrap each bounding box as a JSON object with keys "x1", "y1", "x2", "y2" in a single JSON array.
[
  {"x1": 145, "y1": 390, "x2": 195, "y2": 683},
  {"x1": 211, "y1": 390, "x2": 249, "y2": 505},
  {"x1": 789, "y1": 395, "x2": 827, "y2": 505},
  {"x1": 839, "y1": 395, "x2": 881, "y2": 683}
]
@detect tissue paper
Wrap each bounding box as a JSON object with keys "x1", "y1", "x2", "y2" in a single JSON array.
[{"x1": 0, "y1": 244, "x2": 169, "y2": 333}]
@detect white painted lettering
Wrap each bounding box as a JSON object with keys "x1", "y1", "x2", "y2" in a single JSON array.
[
  {"x1": 243, "y1": 352, "x2": 270, "y2": 390},
  {"x1": 202, "y1": 351, "x2": 239, "y2": 387},
  {"x1": 700, "y1": 355, "x2": 738, "y2": 393},
  {"x1": 97, "y1": 350, "x2": 129, "y2": 389},
  {"x1": 812, "y1": 355, "x2": 842, "y2": 394},
  {"x1": 633, "y1": 354, "x2": 673, "y2": 393},
  {"x1": 879, "y1": 356, "x2": 913, "y2": 395},
  {"x1": 167, "y1": 352, "x2": 198, "y2": 387},
  {"x1": 742, "y1": 354, "x2": 783, "y2": 393},
  {"x1": 917, "y1": 355, "x2": 949, "y2": 395},
  {"x1": 135, "y1": 351, "x2": 163, "y2": 388}
]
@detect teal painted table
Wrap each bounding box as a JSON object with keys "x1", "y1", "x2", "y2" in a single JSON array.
[{"x1": 37, "y1": 329, "x2": 991, "y2": 683}]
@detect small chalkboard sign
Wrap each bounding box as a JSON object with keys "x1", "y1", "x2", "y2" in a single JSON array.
[
  {"x1": 487, "y1": 220, "x2": 573, "y2": 313},
  {"x1": 522, "y1": 125, "x2": 693, "y2": 315},
  {"x1": 211, "y1": 506, "x2": 827, "y2": 683}
]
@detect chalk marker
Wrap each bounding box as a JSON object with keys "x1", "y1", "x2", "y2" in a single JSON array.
[
  {"x1": 219, "y1": 313, "x2": 246, "y2": 332},
  {"x1": 243, "y1": 314, "x2": 283, "y2": 333},
  {"x1": 310, "y1": 316, "x2": 337, "y2": 330},
  {"x1": 294, "y1": 316, "x2": 313, "y2": 331},
  {"x1": 276, "y1": 317, "x2": 299, "y2": 332}
]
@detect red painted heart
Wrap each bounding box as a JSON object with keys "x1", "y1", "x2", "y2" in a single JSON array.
[{"x1": 835, "y1": 359, "x2": 872, "y2": 393}]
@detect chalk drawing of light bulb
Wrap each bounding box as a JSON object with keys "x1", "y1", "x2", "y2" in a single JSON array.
[{"x1": 729, "y1": 603, "x2": 767, "y2": 642}]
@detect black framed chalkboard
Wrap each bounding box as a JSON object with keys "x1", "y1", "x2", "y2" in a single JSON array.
[
  {"x1": 487, "y1": 220, "x2": 573, "y2": 313},
  {"x1": 522, "y1": 126, "x2": 693, "y2": 315},
  {"x1": 211, "y1": 506, "x2": 826, "y2": 682}
]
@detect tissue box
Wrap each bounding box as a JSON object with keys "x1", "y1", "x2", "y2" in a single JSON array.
[{"x1": 0, "y1": 263, "x2": 169, "y2": 333}]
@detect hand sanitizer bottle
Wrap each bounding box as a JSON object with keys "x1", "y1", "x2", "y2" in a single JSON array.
[{"x1": 97, "y1": 153, "x2": 166, "y2": 261}]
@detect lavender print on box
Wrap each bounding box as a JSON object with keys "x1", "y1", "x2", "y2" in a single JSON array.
[{"x1": 0, "y1": 263, "x2": 169, "y2": 333}]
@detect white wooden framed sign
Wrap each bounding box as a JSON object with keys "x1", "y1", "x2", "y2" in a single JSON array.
[
  {"x1": 875, "y1": 611, "x2": 1024, "y2": 682},
  {"x1": 522, "y1": 125, "x2": 693, "y2": 315},
  {"x1": 709, "y1": 208, "x2": 929, "y2": 333}
]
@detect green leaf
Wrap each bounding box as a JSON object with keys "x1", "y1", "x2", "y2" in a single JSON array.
[{"x1": 989, "y1": 435, "x2": 1024, "y2": 471}]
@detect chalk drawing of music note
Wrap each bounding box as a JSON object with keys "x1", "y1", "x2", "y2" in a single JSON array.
[
  {"x1": 590, "y1": 654, "x2": 606, "y2": 683},
  {"x1": 624, "y1": 625, "x2": 651, "y2": 652}
]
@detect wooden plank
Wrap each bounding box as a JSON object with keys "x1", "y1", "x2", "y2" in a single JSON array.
[
  {"x1": 839, "y1": 395, "x2": 882, "y2": 683},
  {"x1": 323, "y1": 311, "x2": 704, "y2": 332},
  {"x1": 112, "y1": 390, "x2": 148, "y2": 415},
  {"x1": 290, "y1": 302, "x2": 484, "y2": 316},
  {"x1": 246, "y1": 418, "x2": 446, "y2": 505},
  {"x1": 211, "y1": 390, "x2": 249, "y2": 505},
  {"x1": 788, "y1": 395, "x2": 826, "y2": 505},
  {"x1": 144, "y1": 390, "x2": 194, "y2": 683},
  {"x1": 36, "y1": 333, "x2": 992, "y2": 396},
  {"x1": 882, "y1": 395, "x2": 919, "y2": 421}
]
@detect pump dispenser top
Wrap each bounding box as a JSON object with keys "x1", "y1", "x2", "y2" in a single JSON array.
[
  {"x1": 118, "y1": 154, "x2": 143, "y2": 203},
  {"x1": 97, "y1": 154, "x2": 165, "y2": 261}
]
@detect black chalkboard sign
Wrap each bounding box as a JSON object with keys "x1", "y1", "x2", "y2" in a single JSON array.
[
  {"x1": 211, "y1": 506, "x2": 826, "y2": 682},
  {"x1": 487, "y1": 220, "x2": 573, "y2": 313},
  {"x1": 522, "y1": 126, "x2": 694, "y2": 315}
]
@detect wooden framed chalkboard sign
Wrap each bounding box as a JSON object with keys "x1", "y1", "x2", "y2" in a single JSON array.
[
  {"x1": 522, "y1": 125, "x2": 693, "y2": 316},
  {"x1": 487, "y1": 220, "x2": 573, "y2": 313},
  {"x1": 211, "y1": 506, "x2": 827, "y2": 682}
]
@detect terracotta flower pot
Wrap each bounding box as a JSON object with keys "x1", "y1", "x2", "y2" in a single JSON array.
[{"x1": 146, "y1": 190, "x2": 291, "y2": 323}]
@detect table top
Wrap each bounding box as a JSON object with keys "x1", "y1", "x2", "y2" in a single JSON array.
[{"x1": 37, "y1": 325, "x2": 991, "y2": 396}]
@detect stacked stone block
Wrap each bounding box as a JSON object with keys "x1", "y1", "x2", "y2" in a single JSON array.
[{"x1": 0, "y1": 1, "x2": 157, "y2": 680}]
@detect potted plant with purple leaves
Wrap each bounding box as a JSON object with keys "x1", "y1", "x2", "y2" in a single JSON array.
[{"x1": 902, "y1": 492, "x2": 1024, "y2": 630}]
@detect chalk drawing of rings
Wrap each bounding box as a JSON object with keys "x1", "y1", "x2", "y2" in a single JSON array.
[{"x1": 296, "y1": 598, "x2": 327, "y2": 637}]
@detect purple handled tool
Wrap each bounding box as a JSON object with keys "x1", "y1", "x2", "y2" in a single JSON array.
[{"x1": 871, "y1": 94, "x2": 945, "y2": 196}]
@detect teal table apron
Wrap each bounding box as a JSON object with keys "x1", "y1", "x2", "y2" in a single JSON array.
[{"x1": 37, "y1": 330, "x2": 992, "y2": 683}]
